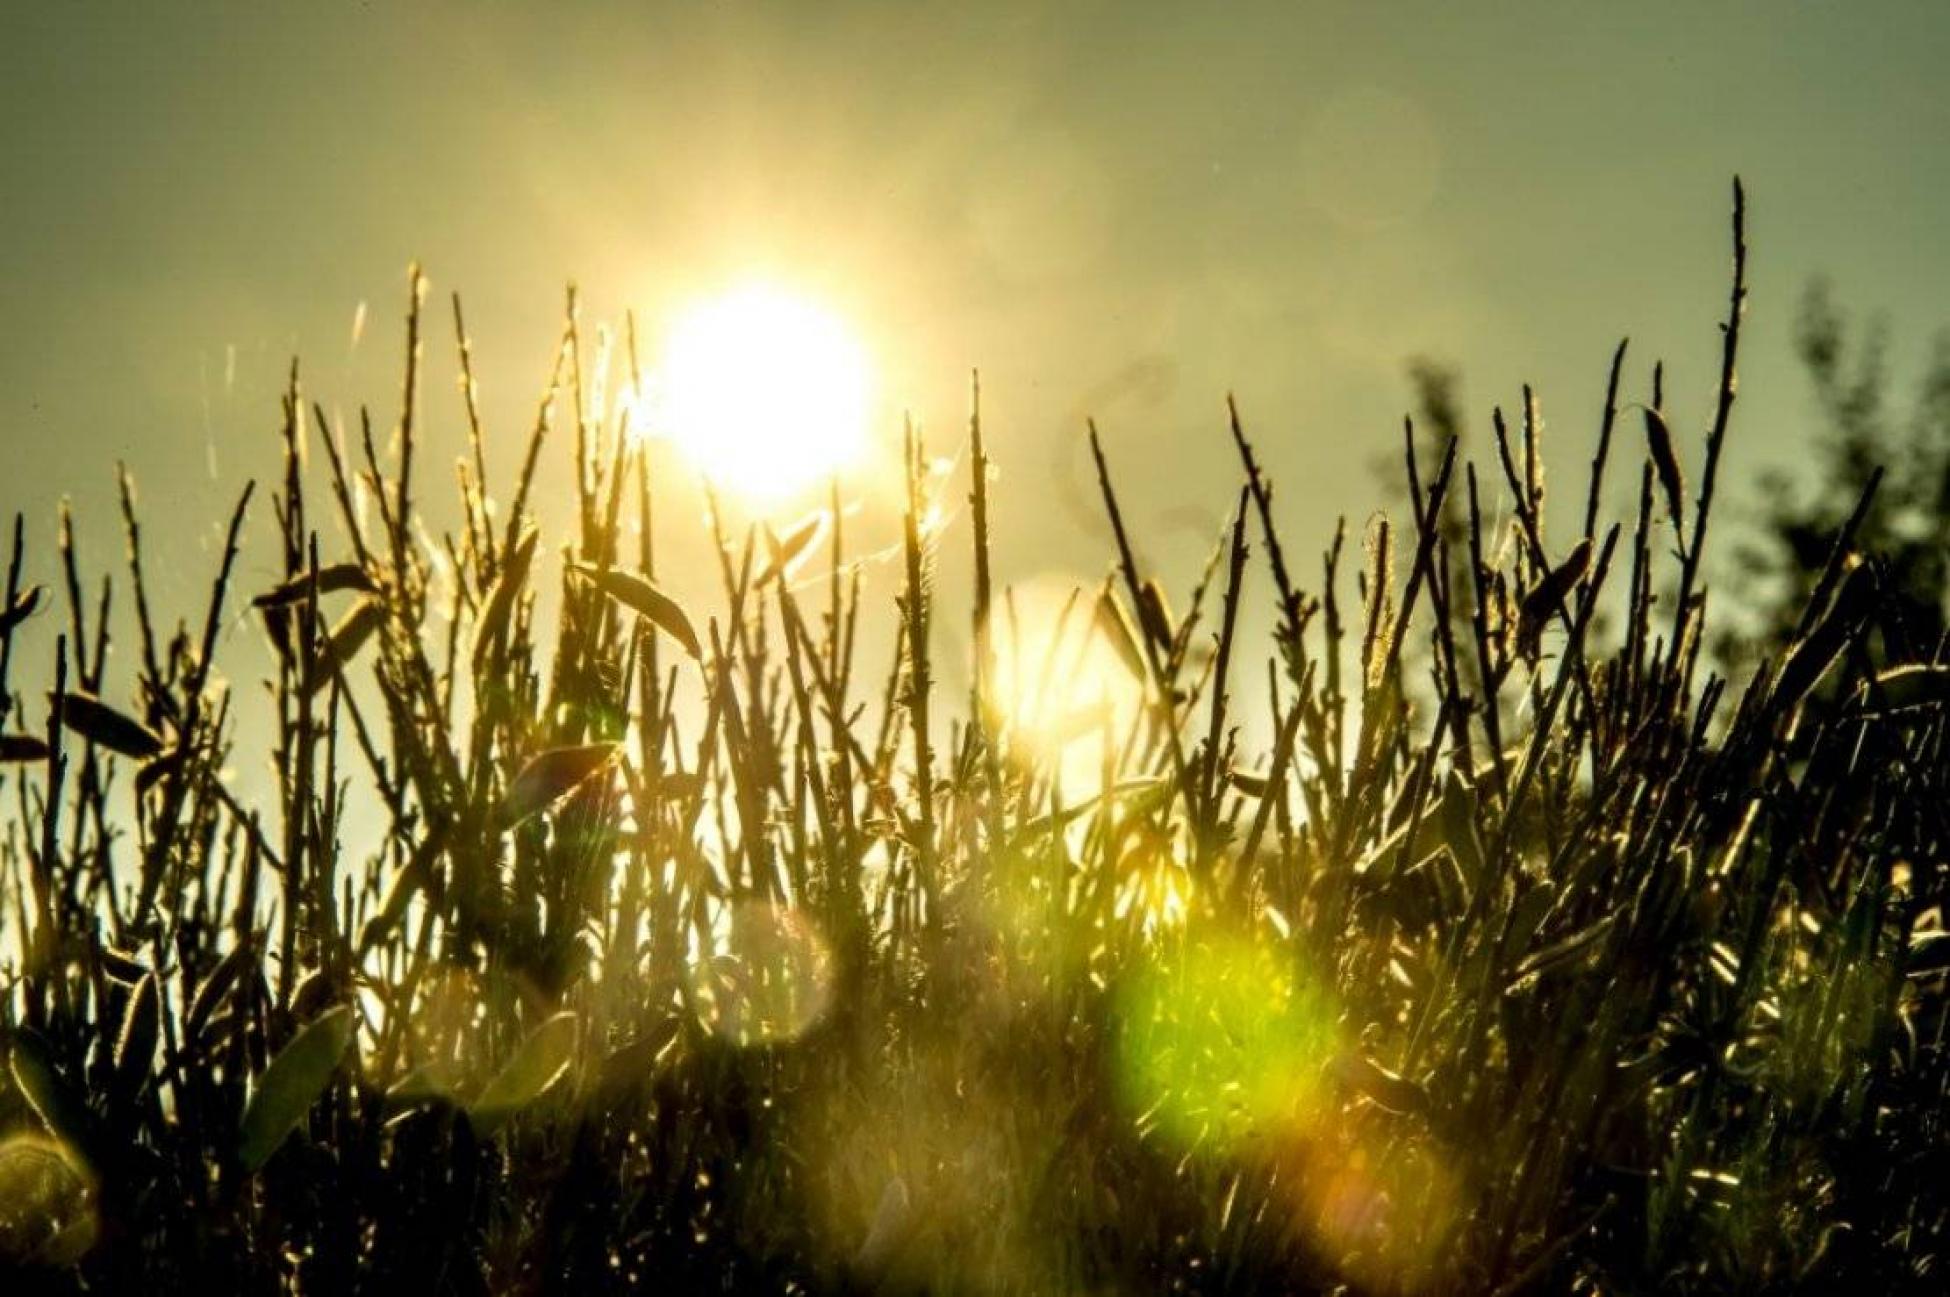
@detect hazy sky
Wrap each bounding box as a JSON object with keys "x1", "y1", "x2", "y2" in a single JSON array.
[{"x1": 5, "y1": 1, "x2": 1949, "y2": 656}]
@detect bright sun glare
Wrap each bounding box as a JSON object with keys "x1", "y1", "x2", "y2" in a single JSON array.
[{"x1": 648, "y1": 284, "x2": 872, "y2": 501}]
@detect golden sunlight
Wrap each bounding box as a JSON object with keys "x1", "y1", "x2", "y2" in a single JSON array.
[{"x1": 647, "y1": 284, "x2": 872, "y2": 500}]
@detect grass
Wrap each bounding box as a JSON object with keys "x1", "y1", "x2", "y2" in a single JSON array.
[{"x1": 1, "y1": 181, "x2": 1946, "y2": 1294}]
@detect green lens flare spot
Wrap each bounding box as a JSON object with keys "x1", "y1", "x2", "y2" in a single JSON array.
[{"x1": 1115, "y1": 932, "x2": 1340, "y2": 1151}]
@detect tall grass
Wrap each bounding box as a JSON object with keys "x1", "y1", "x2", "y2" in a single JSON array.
[{"x1": 1, "y1": 183, "x2": 1946, "y2": 1294}]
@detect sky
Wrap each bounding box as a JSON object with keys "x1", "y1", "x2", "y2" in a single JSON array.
[{"x1": 4, "y1": 1, "x2": 1949, "y2": 691}]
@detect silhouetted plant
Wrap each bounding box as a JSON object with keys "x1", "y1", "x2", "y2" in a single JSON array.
[{"x1": 0, "y1": 185, "x2": 1943, "y2": 1296}]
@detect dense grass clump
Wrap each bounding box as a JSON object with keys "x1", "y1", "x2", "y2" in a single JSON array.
[{"x1": 2, "y1": 185, "x2": 1946, "y2": 1294}]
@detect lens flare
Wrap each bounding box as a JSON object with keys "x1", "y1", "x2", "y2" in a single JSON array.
[
  {"x1": 1115, "y1": 931, "x2": 1340, "y2": 1151},
  {"x1": 988, "y1": 574, "x2": 1148, "y2": 799},
  {"x1": 1283, "y1": 1132, "x2": 1462, "y2": 1294},
  {"x1": 0, "y1": 1133, "x2": 96, "y2": 1268},
  {"x1": 793, "y1": 1043, "x2": 1067, "y2": 1292},
  {"x1": 691, "y1": 900, "x2": 834, "y2": 1047}
]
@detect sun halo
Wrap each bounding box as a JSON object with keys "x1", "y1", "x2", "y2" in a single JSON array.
[{"x1": 644, "y1": 283, "x2": 873, "y2": 503}]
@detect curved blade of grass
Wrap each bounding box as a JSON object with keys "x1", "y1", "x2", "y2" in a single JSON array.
[
  {"x1": 357, "y1": 827, "x2": 447, "y2": 953},
  {"x1": 54, "y1": 691, "x2": 164, "y2": 759},
  {"x1": 1774, "y1": 562, "x2": 1875, "y2": 707},
  {"x1": 7, "y1": 1031, "x2": 94, "y2": 1149},
  {"x1": 500, "y1": 743, "x2": 617, "y2": 827},
  {"x1": 305, "y1": 597, "x2": 384, "y2": 697},
  {"x1": 469, "y1": 1011, "x2": 578, "y2": 1134},
  {"x1": 383, "y1": 1060, "x2": 463, "y2": 1116},
  {"x1": 596, "y1": 1016, "x2": 683, "y2": 1101},
  {"x1": 756, "y1": 510, "x2": 829, "y2": 586},
  {"x1": 132, "y1": 745, "x2": 192, "y2": 798},
  {"x1": 95, "y1": 941, "x2": 150, "y2": 985},
  {"x1": 1516, "y1": 537, "x2": 1592, "y2": 655},
  {"x1": 1136, "y1": 577, "x2": 1176, "y2": 655},
  {"x1": 1864, "y1": 663, "x2": 1950, "y2": 714},
  {"x1": 250, "y1": 562, "x2": 375, "y2": 609},
  {"x1": 570, "y1": 563, "x2": 701, "y2": 658},
  {"x1": 1093, "y1": 585, "x2": 1147, "y2": 681},
  {"x1": 1331, "y1": 1051, "x2": 1433, "y2": 1118},
  {"x1": 111, "y1": 972, "x2": 160, "y2": 1104},
  {"x1": 472, "y1": 525, "x2": 539, "y2": 670},
  {"x1": 1643, "y1": 406, "x2": 1687, "y2": 539},
  {"x1": 1009, "y1": 776, "x2": 1167, "y2": 845},
  {"x1": 237, "y1": 1005, "x2": 356, "y2": 1171},
  {"x1": 1505, "y1": 914, "x2": 1618, "y2": 995},
  {"x1": 184, "y1": 942, "x2": 254, "y2": 1043},
  {"x1": 0, "y1": 733, "x2": 50, "y2": 762}
]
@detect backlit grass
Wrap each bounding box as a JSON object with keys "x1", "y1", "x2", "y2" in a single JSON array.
[{"x1": 1, "y1": 183, "x2": 1945, "y2": 1294}]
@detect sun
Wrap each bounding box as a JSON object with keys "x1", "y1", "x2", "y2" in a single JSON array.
[{"x1": 648, "y1": 284, "x2": 872, "y2": 501}]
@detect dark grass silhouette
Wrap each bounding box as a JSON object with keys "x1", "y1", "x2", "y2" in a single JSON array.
[{"x1": 1, "y1": 184, "x2": 1946, "y2": 1294}]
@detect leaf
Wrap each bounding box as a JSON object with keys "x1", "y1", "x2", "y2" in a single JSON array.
[
  {"x1": 1135, "y1": 578, "x2": 1176, "y2": 654},
  {"x1": 0, "y1": 733, "x2": 50, "y2": 762},
  {"x1": 596, "y1": 1016, "x2": 685, "y2": 1101},
  {"x1": 501, "y1": 743, "x2": 618, "y2": 827},
  {"x1": 1905, "y1": 928, "x2": 1950, "y2": 979},
  {"x1": 1009, "y1": 777, "x2": 1167, "y2": 844},
  {"x1": 570, "y1": 564, "x2": 701, "y2": 658},
  {"x1": 1093, "y1": 586, "x2": 1146, "y2": 681},
  {"x1": 1516, "y1": 538, "x2": 1592, "y2": 655},
  {"x1": 756, "y1": 510, "x2": 830, "y2": 585},
  {"x1": 1438, "y1": 771, "x2": 1485, "y2": 883},
  {"x1": 358, "y1": 828, "x2": 446, "y2": 954},
  {"x1": 1867, "y1": 663, "x2": 1950, "y2": 714},
  {"x1": 260, "y1": 602, "x2": 296, "y2": 664},
  {"x1": 1371, "y1": 848, "x2": 1455, "y2": 931},
  {"x1": 250, "y1": 562, "x2": 375, "y2": 609},
  {"x1": 0, "y1": 583, "x2": 45, "y2": 635},
  {"x1": 112, "y1": 973, "x2": 161, "y2": 1103},
  {"x1": 1348, "y1": 819, "x2": 1411, "y2": 883},
  {"x1": 54, "y1": 692, "x2": 165, "y2": 759},
  {"x1": 1225, "y1": 766, "x2": 1271, "y2": 798},
  {"x1": 290, "y1": 967, "x2": 341, "y2": 1022},
  {"x1": 185, "y1": 943, "x2": 254, "y2": 1043},
  {"x1": 469, "y1": 1011, "x2": 578, "y2": 1133},
  {"x1": 7, "y1": 1030, "x2": 93, "y2": 1149},
  {"x1": 1501, "y1": 885, "x2": 1556, "y2": 961},
  {"x1": 95, "y1": 941, "x2": 149, "y2": 985},
  {"x1": 1331, "y1": 1051, "x2": 1433, "y2": 1118},
  {"x1": 237, "y1": 1005, "x2": 356, "y2": 1171},
  {"x1": 1506, "y1": 914, "x2": 1618, "y2": 994},
  {"x1": 133, "y1": 746, "x2": 191, "y2": 799},
  {"x1": 472, "y1": 526, "x2": 539, "y2": 670},
  {"x1": 1642, "y1": 406, "x2": 1686, "y2": 538},
  {"x1": 306, "y1": 597, "x2": 384, "y2": 697},
  {"x1": 1614, "y1": 1033, "x2": 1712, "y2": 1099},
  {"x1": 1774, "y1": 562, "x2": 1875, "y2": 708},
  {"x1": 383, "y1": 1061, "x2": 463, "y2": 1115}
]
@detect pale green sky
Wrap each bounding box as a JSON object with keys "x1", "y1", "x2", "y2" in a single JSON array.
[{"x1": 4, "y1": 1, "x2": 1948, "y2": 653}]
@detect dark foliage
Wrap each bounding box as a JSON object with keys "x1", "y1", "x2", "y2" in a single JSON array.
[{"x1": 1, "y1": 188, "x2": 1946, "y2": 1295}]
